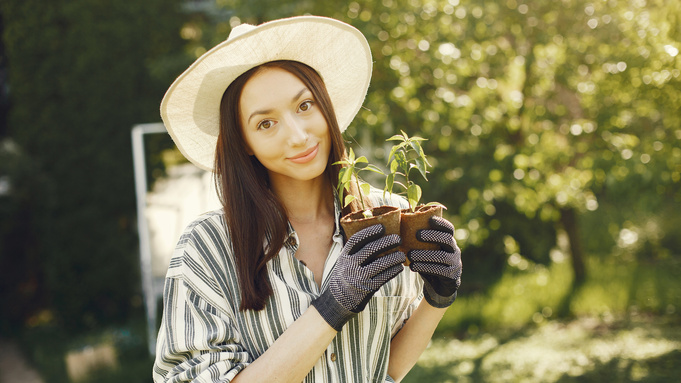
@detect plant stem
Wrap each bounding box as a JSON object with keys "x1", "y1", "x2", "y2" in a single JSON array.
[
  {"x1": 354, "y1": 175, "x2": 367, "y2": 212},
  {"x1": 405, "y1": 169, "x2": 415, "y2": 212}
]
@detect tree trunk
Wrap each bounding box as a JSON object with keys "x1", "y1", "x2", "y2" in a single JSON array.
[{"x1": 560, "y1": 207, "x2": 586, "y2": 285}]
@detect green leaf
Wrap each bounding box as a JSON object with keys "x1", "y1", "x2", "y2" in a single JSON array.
[
  {"x1": 385, "y1": 173, "x2": 395, "y2": 194},
  {"x1": 387, "y1": 134, "x2": 405, "y2": 142},
  {"x1": 411, "y1": 140, "x2": 432, "y2": 166},
  {"x1": 343, "y1": 194, "x2": 356, "y2": 208},
  {"x1": 338, "y1": 166, "x2": 347, "y2": 179},
  {"x1": 365, "y1": 164, "x2": 385, "y2": 174},
  {"x1": 425, "y1": 202, "x2": 446, "y2": 210},
  {"x1": 414, "y1": 157, "x2": 428, "y2": 180},
  {"x1": 360, "y1": 182, "x2": 371, "y2": 198},
  {"x1": 401, "y1": 130, "x2": 409, "y2": 140},
  {"x1": 411, "y1": 140, "x2": 426, "y2": 158},
  {"x1": 356, "y1": 156, "x2": 368, "y2": 164},
  {"x1": 395, "y1": 151, "x2": 408, "y2": 171},
  {"x1": 407, "y1": 184, "x2": 422, "y2": 211},
  {"x1": 347, "y1": 147, "x2": 355, "y2": 162},
  {"x1": 387, "y1": 145, "x2": 399, "y2": 163},
  {"x1": 340, "y1": 167, "x2": 352, "y2": 184},
  {"x1": 409, "y1": 140, "x2": 421, "y2": 155}
]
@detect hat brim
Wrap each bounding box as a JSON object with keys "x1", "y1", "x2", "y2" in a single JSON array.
[{"x1": 160, "y1": 16, "x2": 373, "y2": 172}]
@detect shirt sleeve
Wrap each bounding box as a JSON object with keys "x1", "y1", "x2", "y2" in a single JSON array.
[
  {"x1": 153, "y1": 216, "x2": 252, "y2": 382},
  {"x1": 152, "y1": 277, "x2": 251, "y2": 382}
]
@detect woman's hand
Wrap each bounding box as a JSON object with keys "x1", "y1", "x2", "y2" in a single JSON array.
[
  {"x1": 312, "y1": 224, "x2": 406, "y2": 331},
  {"x1": 407, "y1": 216, "x2": 462, "y2": 308}
]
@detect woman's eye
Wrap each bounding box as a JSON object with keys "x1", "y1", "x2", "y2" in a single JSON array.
[
  {"x1": 257, "y1": 120, "x2": 273, "y2": 130},
  {"x1": 299, "y1": 100, "x2": 313, "y2": 112}
]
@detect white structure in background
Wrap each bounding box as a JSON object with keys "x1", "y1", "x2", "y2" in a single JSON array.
[
  {"x1": 132, "y1": 123, "x2": 220, "y2": 355},
  {"x1": 146, "y1": 163, "x2": 220, "y2": 279}
]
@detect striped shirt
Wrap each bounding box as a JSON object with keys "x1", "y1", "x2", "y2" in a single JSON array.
[{"x1": 153, "y1": 191, "x2": 424, "y2": 382}]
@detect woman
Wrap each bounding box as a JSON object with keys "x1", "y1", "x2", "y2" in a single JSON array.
[{"x1": 153, "y1": 16, "x2": 461, "y2": 383}]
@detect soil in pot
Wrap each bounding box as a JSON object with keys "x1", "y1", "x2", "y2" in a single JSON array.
[
  {"x1": 340, "y1": 205, "x2": 401, "y2": 256},
  {"x1": 400, "y1": 204, "x2": 444, "y2": 264}
]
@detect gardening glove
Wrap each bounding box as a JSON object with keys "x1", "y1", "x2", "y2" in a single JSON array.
[
  {"x1": 408, "y1": 216, "x2": 462, "y2": 308},
  {"x1": 312, "y1": 224, "x2": 406, "y2": 331}
]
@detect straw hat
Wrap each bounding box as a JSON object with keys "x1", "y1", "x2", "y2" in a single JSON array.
[{"x1": 160, "y1": 15, "x2": 373, "y2": 172}]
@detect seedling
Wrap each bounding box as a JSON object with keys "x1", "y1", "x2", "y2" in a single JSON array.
[
  {"x1": 384, "y1": 130, "x2": 437, "y2": 212},
  {"x1": 334, "y1": 148, "x2": 384, "y2": 218}
]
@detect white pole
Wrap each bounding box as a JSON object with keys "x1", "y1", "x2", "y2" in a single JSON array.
[{"x1": 131, "y1": 123, "x2": 167, "y2": 356}]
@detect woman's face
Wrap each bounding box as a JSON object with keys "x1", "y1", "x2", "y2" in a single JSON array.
[{"x1": 239, "y1": 67, "x2": 331, "y2": 185}]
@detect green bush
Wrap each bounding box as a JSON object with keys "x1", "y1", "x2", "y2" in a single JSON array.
[{"x1": 0, "y1": 0, "x2": 186, "y2": 331}]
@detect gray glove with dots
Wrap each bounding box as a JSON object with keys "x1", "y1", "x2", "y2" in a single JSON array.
[
  {"x1": 312, "y1": 224, "x2": 406, "y2": 331},
  {"x1": 408, "y1": 216, "x2": 462, "y2": 308}
]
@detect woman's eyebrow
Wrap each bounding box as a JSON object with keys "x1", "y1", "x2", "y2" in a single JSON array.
[
  {"x1": 247, "y1": 87, "x2": 310, "y2": 124},
  {"x1": 292, "y1": 87, "x2": 310, "y2": 102}
]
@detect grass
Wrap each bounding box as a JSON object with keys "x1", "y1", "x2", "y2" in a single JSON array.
[
  {"x1": 436, "y1": 248, "x2": 680, "y2": 336},
  {"x1": 399, "y1": 244, "x2": 681, "y2": 382},
  {"x1": 403, "y1": 315, "x2": 681, "y2": 383}
]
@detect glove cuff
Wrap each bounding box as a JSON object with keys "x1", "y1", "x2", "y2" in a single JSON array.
[
  {"x1": 423, "y1": 282, "x2": 457, "y2": 309},
  {"x1": 311, "y1": 289, "x2": 357, "y2": 332}
]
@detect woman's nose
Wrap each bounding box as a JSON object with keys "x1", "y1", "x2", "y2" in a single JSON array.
[{"x1": 285, "y1": 115, "x2": 309, "y2": 146}]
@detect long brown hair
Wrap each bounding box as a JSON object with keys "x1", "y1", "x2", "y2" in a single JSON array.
[{"x1": 214, "y1": 60, "x2": 365, "y2": 311}]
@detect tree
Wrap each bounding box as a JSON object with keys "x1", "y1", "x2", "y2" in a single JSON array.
[
  {"x1": 142, "y1": 0, "x2": 681, "y2": 318},
  {"x1": 333, "y1": 0, "x2": 681, "y2": 300},
  {"x1": 1, "y1": 0, "x2": 186, "y2": 330}
]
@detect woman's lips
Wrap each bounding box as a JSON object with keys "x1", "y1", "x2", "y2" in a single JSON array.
[{"x1": 288, "y1": 144, "x2": 319, "y2": 164}]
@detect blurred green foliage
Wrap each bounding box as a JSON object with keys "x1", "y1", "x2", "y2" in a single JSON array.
[
  {"x1": 0, "y1": 0, "x2": 187, "y2": 332},
  {"x1": 439, "y1": 245, "x2": 680, "y2": 333},
  {"x1": 335, "y1": 0, "x2": 681, "y2": 290},
  {"x1": 19, "y1": 314, "x2": 152, "y2": 383}
]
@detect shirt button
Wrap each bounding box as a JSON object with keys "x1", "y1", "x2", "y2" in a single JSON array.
[{"x1": 330, "y1": 352, "x2": 337, "y2": 362}]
